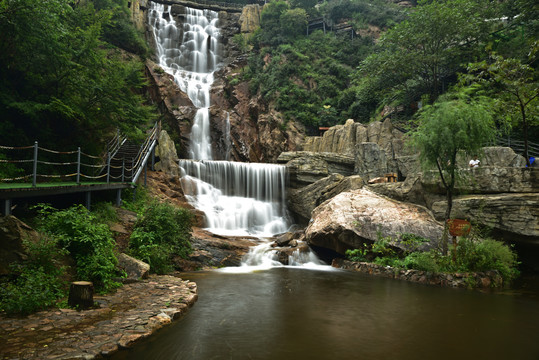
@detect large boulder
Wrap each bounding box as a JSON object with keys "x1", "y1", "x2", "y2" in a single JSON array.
[
  {"x1": 431, "y1": 193, "x2": 539, "y2": 243},
  {"x1": 305, "y1": 189, "x2": 443, "y2": 255},
  {"x1": 288, "y1": 174, "x2": 365, "y2": 223},
  {"x1": 117, "y1": 253, "x2": 150, "y2": 282},
  {"x1": 154, "y1": 130, "x2": 181, "y2": 177}
]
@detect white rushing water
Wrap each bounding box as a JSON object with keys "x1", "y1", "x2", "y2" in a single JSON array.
[
  {"x1": 179, "y1": 160, "x2": 290, "y2": 237},
  {"x1": 148, "y1": 2, "x2": 219, "y2": 160},
  {"x1": 148, "y1": 2, "x2": 292, "y2": 239}
]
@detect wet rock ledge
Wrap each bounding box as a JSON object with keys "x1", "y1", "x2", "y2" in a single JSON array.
[{"x1": 0, "y1": 275, "x2": 197, "y2": 359}]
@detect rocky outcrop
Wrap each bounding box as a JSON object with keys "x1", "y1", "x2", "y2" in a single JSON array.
[
  {"x1": 421, "y1": 167, "x2": 539, "y2": 195},
  {"x1": 288, "y1": 174, "x2": 364, "y2": 223},
  {"x1": 239, "y1": 4, "x2": 261, "y2": 33},
  {"x1": 277, "y1": 151, "x2": 355, "y2": 188},
  {"x1": 129, "y1": 0, "x2": 148, "y2": 30},
  {"x1": 155, "y1": 130, "x2": 181, "y2": 176},
  {"x1": 0, "y1": 216, "x2": 40, "y2": 275},
  {"x1": 210, "y1": 75, "x2": 305, "y2": 162},
  {"x1": 303, "y1": 118, "x2": 411, "y2": 181},
  {"x1": 431, "y1": 193, "x2": 539, "y2": 243},
  {"x1": 461, "y1": 146, "x2": 527, "y2": 168},
  {"x1": 145, "y1": 61, "x2": 196, "y2": 158},
  {"x1": 305, "y1": 189, "x2": 443, "y2": 255}
]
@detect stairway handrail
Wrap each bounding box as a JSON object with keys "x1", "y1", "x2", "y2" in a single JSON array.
[{"x1": 131, "y1": 122, "x2": 160, "y2": 183}]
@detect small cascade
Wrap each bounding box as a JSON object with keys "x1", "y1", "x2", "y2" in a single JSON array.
[
  {"x1": 220, "y1": 241, "x2": 331, "y2": 273},
  {"x1": 224, "y1": 112, "x2": 231, "y2": 161},
  {"x1": 179, "y1": 160, "x2": 289, "y2": 236}
]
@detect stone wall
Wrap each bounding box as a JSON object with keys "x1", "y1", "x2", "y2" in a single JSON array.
[{"x1": 332, "y1": 259, "x2": 504, "y2": 289}]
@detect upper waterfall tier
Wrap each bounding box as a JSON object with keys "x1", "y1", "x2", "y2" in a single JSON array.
[{"x1": 148, "y1": 2, "x2": 222, "y2": 159}]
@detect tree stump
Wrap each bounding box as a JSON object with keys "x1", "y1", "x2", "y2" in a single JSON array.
[{"x1": 67, "y1": 281, "x2": 94, "y2": 309}]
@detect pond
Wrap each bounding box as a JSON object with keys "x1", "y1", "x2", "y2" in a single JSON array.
[{"x1": 112, "y1": 267, "x2": 539, "y2": 360}]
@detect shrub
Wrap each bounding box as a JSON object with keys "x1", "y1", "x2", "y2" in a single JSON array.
[
  {"x1": 346, "y1": 245, "x2": 369, "y2": 262},
  {"x1": 0, "y1": 236, "x2": 67, "y2": 315},
  {"x1": 454, "y1": 238, "x2": 520, "y2": 282},
  {"x1": 129, "y1": 201, "x2": 193, "y2": 274},
  {"x1": 345, "y1": 232, "x2": 520, "y2": 284},
  {"x1": 34, "y1": 204, "x2": 120, "y2": 292}
]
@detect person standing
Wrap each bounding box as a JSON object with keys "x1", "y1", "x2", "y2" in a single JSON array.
[{"x1": 469, "y1": 155, "x2": 480, "y2": 168}]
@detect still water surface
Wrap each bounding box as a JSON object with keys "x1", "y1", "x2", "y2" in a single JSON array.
[{"x1": 113, "y1": 268, "x2": 539, "y2": 360}]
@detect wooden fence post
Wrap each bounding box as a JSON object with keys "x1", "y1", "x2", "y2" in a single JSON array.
[
  {"x1": 32, "y1": 141, "x2": 38, "y2": 187},
  {"x1": 76, "y1": 147, "x2": 81, "y2": 185}
]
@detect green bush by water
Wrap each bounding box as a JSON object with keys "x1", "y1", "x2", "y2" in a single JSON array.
[
  {"x1": 129, "y1": 201, "x2": 193, "y2": 274},
  {"x1": 346, "y1": 234, "x2": 520, "y2": 284}
]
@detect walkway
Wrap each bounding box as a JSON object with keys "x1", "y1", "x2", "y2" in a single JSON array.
[
  {"x1": 0, "y1": 123, "x2": 159, "y2": 215},
  {"x1": 0, "y1": 275, "x2": 198, "y2": 360}
]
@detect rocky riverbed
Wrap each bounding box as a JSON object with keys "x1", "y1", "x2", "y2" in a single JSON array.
[{"x1": 0, "y1": 275, "x2": 197, "y2": 360}]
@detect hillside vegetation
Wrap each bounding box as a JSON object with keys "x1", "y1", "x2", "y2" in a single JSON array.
[
  {"x1": 0, "y1": 0, "x2": 155, "y2": 155},
  {"x1": 241, "y1": 0, "x2": 537, "y2": 140}
]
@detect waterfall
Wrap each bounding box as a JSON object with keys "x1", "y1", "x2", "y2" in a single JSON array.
[
  {"x1": 179, "y1": 160, "x2": 290, "y2": 237},
  {"x1": 148, "y1": 2, "x2": 291, "y2": 238},
  {"x1": 147, "y1": 2, "x2": 328, "y2": 268},
  {"x1": 148, "y1": 2, "x2": 219, "y2": 160}
]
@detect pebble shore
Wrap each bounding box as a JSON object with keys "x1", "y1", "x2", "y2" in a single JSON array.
[{"x1": 0, "y1": 275, "x2": 197, "y2": 359}]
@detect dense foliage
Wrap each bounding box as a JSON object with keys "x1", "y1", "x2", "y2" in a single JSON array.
[
  {"x1": 0, "y1": 0, "x2": 154, "y2": 154},
  {"x1": 129, "y1": 201, "x2": 194, "y2": 274},
  {"x1": 34, "y1": 204, "x2": 121, "y2": 292},
  {"x1": 346, "y1": 232, "x2": 520, "y2": 284},
  {"x1": 0, "y1": 236, "x2": 67, "y2": 315},
  {"x1": 243, "y1": 0, "x2": 537, "y2": 137}
]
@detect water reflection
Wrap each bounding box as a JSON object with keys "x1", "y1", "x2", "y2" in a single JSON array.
[{"x1": 112, "y1": 269, "x2": 539, "y2": 360}]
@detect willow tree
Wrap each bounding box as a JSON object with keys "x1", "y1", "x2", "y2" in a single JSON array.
[{"x1": 411, "y1": 94, "x2": 496, "y2": 254}]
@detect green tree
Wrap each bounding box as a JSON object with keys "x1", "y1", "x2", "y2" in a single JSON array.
[
  {"x1": 411, "y1": 93, "x2": 496, "y2": 254},
  {"x1": 0, "y1": 0, "x2": 154, "y2": 151},
  {"x1": 280, "y1": 8, "x2": 308, "y2": 40},
  {"x1": 257, "y1": 0, "x2": 290, "y2": 46},
  {"x1": 360, "y1": 0, "x2": 496, "y2": 108},
  {"x1": 463, "y1": 49, "x2": 539, "y2": 166}
]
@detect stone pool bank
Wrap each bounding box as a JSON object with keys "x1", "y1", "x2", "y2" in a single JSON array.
[
  {"x1": 333, "y1": 259, "x2": 504, "y2": 289},
  {"x1": 0, "y1": 275, "x2": 197, "y2": 359}
]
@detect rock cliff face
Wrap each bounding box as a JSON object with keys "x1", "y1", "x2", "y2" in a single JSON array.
[
  {"x1": 303, "y1": 118, "x2": 412, "y2": 181},
  {"x1": 143, "y1": 2, "x2": 302, "y2": 162},
  {"x1": 289, "y1": 118, "x2": 538, "y2": 253}
]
